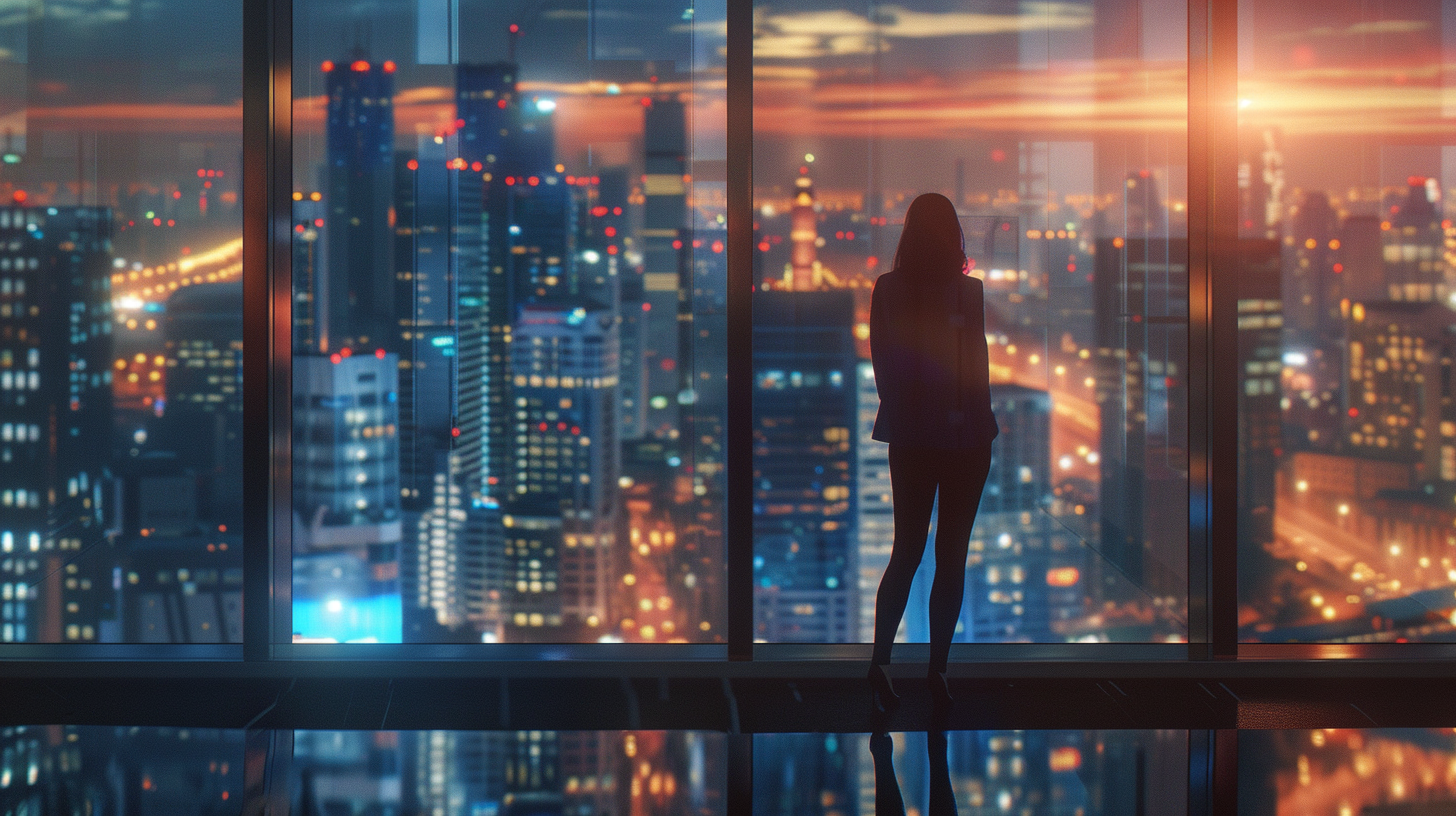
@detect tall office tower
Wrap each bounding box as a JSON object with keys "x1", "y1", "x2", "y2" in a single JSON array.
[
  {"x1": 788, "y1": 168, "x2": 820, "y2": 290},
  {"x1": 1343, "y1": 299, "x2": 1456, "y2": 483},
  {"x1": 641, "y1": 95, "x2": 689, "y2": 438},
  {"x1": 501, "y1": 303, "x2": 618, "y2": 639},
  {"x1": 1093, "y1": 237, "x2": 1189, "y2": 606},
  {"x1": 1236, "y1": 240, "x2": 1283, "y2": 600},
  {"x1": 590, "y1": 168, "x2": 647, "y2": 440},
  {"x1": 981, "y1": 384, "x2": 1052, "y2": 515},
  {"x1": 157, "y1": 280, "x2": 243, "y2": 527},
  {"x1": 0, "y1": 206, "x2": 112, "y2": 643},
  {"x1": 1385, "y1": 177, "x2": 1447, "y2": 303},
  {"x1": 323, "y1": 52, "x2": 396, "y2": 353},
  {"x1": 1284, "y1": 190, "x2": 1343, "y2": 346},
  {"x1": 456, "y1": 62, "x2": 517, "y2": 168},
  {"x1": 393, "y1": 134, "x2": 486, "y2": 512},
  {"x1": 470, "y1": 108, "x2": 568, "y2": 509},
  {"x1": 752, "y1": 289, "x2": 858, "y2": 643},
  {"x1": 411, "y1": 455, "x2": 501, "y2": 639},
  {"x1": 292, "y1": 352, "x2": 403, "y2": 642},
  {"x1": 855, "y1": 361, "x2": 895, "y2": 642},
  {"x1": 963, "y1": 384, "x2": 1079, "y2": 642},
  {"x1": 456, "y1": 61, "x2": 553, "y2": 178},
  {"x1": 1238, "y1": 126, "x2": 1285, "y2": 239},
  {"x1": 292, "y1": 194, "x2": 327, "y2": 352}
]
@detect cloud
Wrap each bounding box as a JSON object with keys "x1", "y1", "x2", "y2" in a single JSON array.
[
  {"x1": 751, "y1": 2, "x2": 1093, "y2": 60},
  {"x1": 1276, "y1": 19, "x2": 1430, "y2": 41}
]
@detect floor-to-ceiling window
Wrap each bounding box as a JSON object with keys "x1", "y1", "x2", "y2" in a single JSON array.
[
  {"x1": 288, "y1": 0, "x2": 727, "y2": 644},
  {"x1": 1236, "y1": 0, "x2": 1456, "y2": 643},
  {"x1": 750, "y1": 0, "x2": 1190, "y2": 645},
  {"x1": 0, "y1": 0, "x2": 244, "y2": 643}
]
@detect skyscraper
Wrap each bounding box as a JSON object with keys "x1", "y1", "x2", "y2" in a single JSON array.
[
  {"x1": 456, "y1": 63, "x2": 517, "y2": 169},
  {"x1": 1343, "y1": 299, "x2": 1456, "y2": 483},
  {"x1": 1093, "y1": 236, "x2": 1189, "y2": 606},
  {"x1": 752, "y1": 289, "x2": 858, "y2": 643},
  {"x1": 0, "y1": 205, "x2": 114, "y2": 642},
  {"x1": 157, "y1": 279, "x2": 243, "y2": 526},
  {"x1": 502, "y1": 302, "x2": 619, "y2": 639},
  {"x1": 292, "y1": 351, "x2": 402, "y2": 641},
  {"x1": 1237, "y1": 239, "x2": 1283, "y2": 599},
  {"x1": 640, "y1": 95, "x2": 689, "y2": 439},
  {"x1": 323, "y1": 52, "x2": 396, "y2": 353}
]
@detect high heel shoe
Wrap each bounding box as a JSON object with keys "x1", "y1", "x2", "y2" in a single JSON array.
[
  {"x1": 928, "y1": 670, "x2": 953, "y2": 713},
  {"x1": 868, "y1": 663, "x2": 900, "y2": 714}
]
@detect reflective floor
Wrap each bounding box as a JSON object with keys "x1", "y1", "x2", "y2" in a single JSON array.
[{"x1": 9, "y1": 725, "x2": 1456, "y2": 813}]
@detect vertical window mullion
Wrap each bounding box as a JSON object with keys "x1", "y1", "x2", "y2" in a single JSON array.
[
  {"x1": 726, "y1": 0, "x2": 755, "y2": 661},
  {"x1": 242, "y1": 0, "x2": 293, "y2": 660},
  {"x1": 1187, "y1": 0, "x2": 1240, "y2": 658}
]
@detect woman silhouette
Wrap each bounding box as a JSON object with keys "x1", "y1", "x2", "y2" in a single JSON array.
[{"x1": 868, "y1": 192, "x2": 997, "y2": 714}]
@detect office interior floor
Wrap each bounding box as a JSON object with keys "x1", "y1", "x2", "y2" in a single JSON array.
[{"x1": 4, "y1": 657, "x2": 1456, "y2": 812}]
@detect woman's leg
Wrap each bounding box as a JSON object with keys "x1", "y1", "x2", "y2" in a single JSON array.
[
  {"x1": 926, "y1": 444, "x2": 993, "y2": 674},
  {"x1": 872, "y1": 444, "x2": 938, "y2": 665}
]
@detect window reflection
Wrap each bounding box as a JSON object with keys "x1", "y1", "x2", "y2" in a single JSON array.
[
  {"x1": 0, "y1": 725, "x2": 243, "y2": 812},
  {"x1": 1242, "y1": 729, "x2": 1456, "y2": 813},
  {"x1": 755, "y1": 730, "x2": 1187, "y2": 814},
  {"x1": 1237, "y1": 2, "x2": 1456, "y2": 642},
  {"x1": 292, "y1": 730, "x2": 725, "y2": 815},
  {"x1": 752, "y1": 0, "x2": 1189, "y2": 643},
  {"x1": 291, "y1": 3, "x2": 727, "y2": 644}
]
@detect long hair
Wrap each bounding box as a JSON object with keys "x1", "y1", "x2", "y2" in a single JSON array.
[{"x1": 892, "y1": 193, "x2": 966, "y2": 280}]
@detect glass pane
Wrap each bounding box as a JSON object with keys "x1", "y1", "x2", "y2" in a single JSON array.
[
  {"x1": 292, "y1": 730, "x2": 726, "y2": 813},
  {"x1": 0, "y1": 1, "x2": 243, "y2": 642},
  {"x1": 291, "y1": 2, "x2": 727, "y2": 643},
  {"x1": 1240, "y1": 729, "x2": 1456, "y2": 813},
  {"x1": 752, "y1": 1, "x2": 1189, "y2": 643},
  {"x1": 1237, "y1": 2, "x2": 1456, "y2": 642},
  {"x1": 755, "y1": 730, "x2": 1188, "y2": 813}
]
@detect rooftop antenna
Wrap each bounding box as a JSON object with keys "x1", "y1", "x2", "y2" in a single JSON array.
[{"x1": 507, "y1": 23, "x2": 520, "y2": 64}]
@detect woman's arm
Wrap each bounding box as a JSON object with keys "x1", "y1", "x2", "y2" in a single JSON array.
[{"x1": 870, "y1": 274, "x2": 894, "y2": 399}]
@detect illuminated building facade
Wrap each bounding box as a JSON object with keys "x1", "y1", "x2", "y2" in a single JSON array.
[
  {"x1": 292, "y1": 352, "x2": 403, "y2": 641},
  {"x1": 1237, "y1": 239, "x2": 1282, "y2": 594},
  {"x1": 504, "y1": 302, "x2": 618, "y2": 637},
  {"x1": 157, "y1": 280, "x2": 243, "y2": 527},
  {"x1": 456, "y1": 62, "x2": 516, "y2": 168},
  {"x1": 323, "y1": 51, "x2": 396, "y2": 353},
  {"x1": 640, "y1": 95, "x2": 689, "y2": 439},
  {"x1": 1093, "y1": 236, "x2": 1189, "y2": 605},
  {"x1": 789, "y1": 169, "x2": 818, "y2": 290},
  {"x1": 752, "y1": 289, "x2": 857, "y2": 643},
  {"x1": 0, "y1": 206, "x2": 113, "y2": 642},
  {"x1": 1384, "y1": 177, "x2": 1448, "y2": 304},
  {"x1": 1343, "y1": 299, "x2": 1456, "y2": 483}
]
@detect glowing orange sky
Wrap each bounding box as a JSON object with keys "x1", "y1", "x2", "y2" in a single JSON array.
[{"x1": 16, "y1": 64, "x2": 1456, "y2": 146}]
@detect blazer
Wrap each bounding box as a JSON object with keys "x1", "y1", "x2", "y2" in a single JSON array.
[{"x1": 870, "y1": 268, "x2": 998, "y2": 449}]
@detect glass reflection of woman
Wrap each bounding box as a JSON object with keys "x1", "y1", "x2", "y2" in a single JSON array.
[
  {"x1": 870, "y1": 731, "x2": 958, "y2": 816},
  {"x1": 868, "y1": 192, "x2": 997, "y2": 715}
]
